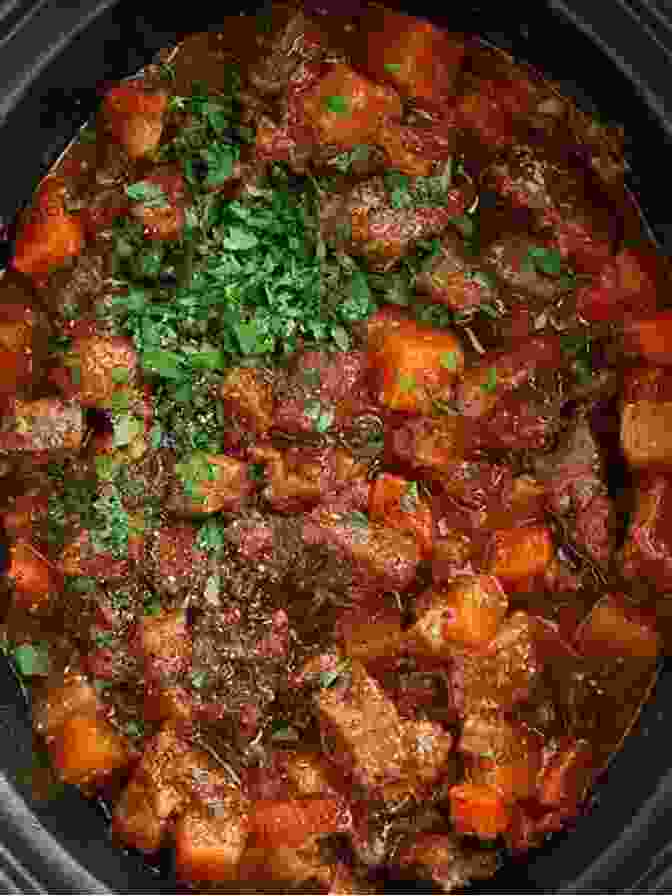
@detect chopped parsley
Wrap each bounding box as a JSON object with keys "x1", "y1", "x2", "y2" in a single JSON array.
[
  {"x1": 304, "y1": 399, "x2": 334, "y2": 433},
  {"x1": 318, "y1": 658, "x2": 352, "y2": 689},
  {"x1": 196, "y1": 516, "x2": 228, "y2": 553},
  {"x1": 190, "y1": 670, "x2": 208, "y2": 689},
  {"x1": 383, "y1": 62, "x2": 402, "y2": 73},
  {"x1": 347, "y1": 510, "x2": 369, "y2": 529},
  {"x1": 324, "y1": 95, "x2": 349, "y2": 115},
  {"x1": 481, "y1": 367, "x2": 499, "y2": 393},
  {"x1": 398, "y1": 373, "x2": 417, "y2": 393},
  {"x1": 384, "y1": 161, "x2": 455, "y2": 210},
  {"x1": 561, "y1": 330, "x2": 595, "y2": 384},
  {"x1": 330, "y1": 144, "x2": 371, "y2": 173},
  {"x1": 10, "y1": 643, "x2": 50, "y2": 678},
  {"x1": 523, "y1": 245, "x2": 564, "y2": 276},
  {"x1": 440, "y1": 351, "x2": 458, "y2": 371},
  {"x1": 125, "y1": 181, "x2": 169, "y2": 207}
]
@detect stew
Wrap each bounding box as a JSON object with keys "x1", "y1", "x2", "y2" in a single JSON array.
[{"x1": 0, "y1": 3, "x2": 670, "y2": 891}]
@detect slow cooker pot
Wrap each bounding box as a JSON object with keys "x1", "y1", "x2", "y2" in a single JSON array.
[{"x1": 0, "y1": 0, "x2": 671, "y2": 891}]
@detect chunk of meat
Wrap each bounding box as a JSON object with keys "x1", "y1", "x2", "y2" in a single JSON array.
[
  {"x1": 389, "y1": 415, "x2": 471, "y2": 477},
  {"x1": 65, "y1": 331, "x2": 139, "y2": 409},
  {"x1": 367, "y1": 310, "x2": 464, "y2": 414},
  {"x1": 302, "y1": 508, "x2": 421, "y2": 594},
  {"x1": 535, "y1": 417, "x2": 615, "y2": 566},
  {"x1": 174, "y1": 801, "x2": 250, "y2": 884},
  {"x1": 249, "y1": 798, "x2": 351, "y2": 850},
  {"x1": 409, "y1": 576, "x2": 508, "y2": 654},
  {"x1": 621, "y1": 474, "x2": 672, "y2": 590},
  {"x1": 0, "y1": 398, "x2": 83, "y2": 463},
  {"x1": 150, "y1": 523, "x2": 210, "y2": 597},
  {"x1": 128, "y1": 166, "x2": 186, "y2": 241},
  {"x1": 394, "y1": 833, "x2": 500, "y2": 892},
  {"x1": 8, "y1": 541, "x2": 62, "y2": 613},
  {"x1": 416, "y1": 233, "x2": 499, "y2": 311},
  {"x1": 453, "y1": 74, "x2": 538, "y2": 149},
  {"x1": 251, "y1": 443, "x2": 366, "y2": 513},
  {"x1": 487, "y1": 526, "x2": 554, "y2": 586},
  {"x1": 335, "y1": 601, "x2": 406, "y2": 669},
  {"x1": 170, "y1": 453, "x2": 255, "y2": 515},
  {"x1": 12, "y1": 176, "x2": 84, "y2": 278},
  {"x1": 300, "y1": 63, "x2": 402, "y2": 149},
  {"x1": 332, "y1": 175, "x2": 470, "y2": 269},
  {"x1": 50, "y1": 714, "x2": 130, "y2": 790},
  {"x1": 574, "y1": 594, "x2": 661, "y2": 661},
  {"x1": 363, "y1": 8, "x2": 465, "y2": 106},
  {"x1": 33, "y1": 672, "x2": 100, "y2": 737},
  {"x1": 238, "y1": 841, "x2": 336, "y2": 892},
  {"x1": 112, "y1": 725, "x2": 234, "y2": 852},
  {"x1": 537, "y1": 738, "x2": 594, "y2": 809},
  {"x1": 454, "y1": 612, "x2": 541, "y2": 715},
  {"x1": 135, "y1": 609, "x2": 192, "y2": 684},
  {"x1": 273, "y1": 350, "x2": 371, "y2": 434},
  {"x1": 0, "y1": 302, "x2": 42, "y2": 398},
  {"x1": 621, "y1": 400, "x2": 672, "y2": 470},
  {"x1": 315, "y1": 658, "x2": 411, "y2": 800},
  {"x1": 448, "y1": 783, "x2": 512, "y2": 839},
  {"x1": 456, "y1": 336, "x2": 561, "y2": 418},
  {"x1": 577, "y1": 248, "x2": 660, "y2": 322},
  {"x1": 369, "y1": 473, "x2": 433, "y2": 557},
  {"x1": 482, "y1": 235, "x2": 567, "y2": 301},
  {"x1": 220, "y1": 367, "x2": 274, "y2": 436},
  {"x1": 102, "y1": 80, "x2": 168, "y2": 159},
  {"x1": 459, "y1": 716, "x2": 542, "y2": 802}
]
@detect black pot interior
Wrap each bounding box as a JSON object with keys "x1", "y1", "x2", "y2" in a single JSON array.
[{"x1": 0, "y1": 0, "x2": 671, "y2": 892}]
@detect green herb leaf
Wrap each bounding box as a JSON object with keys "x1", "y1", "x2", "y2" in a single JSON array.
[
  {"x1": 480, "y1": 367, "x2": 498, "y2": 393},
  {"x1": 125, "y1": 181, "x2": 169, "y2": 208},
  {"x1": 347, "y1": 510, "x2": 369, "y2": 529},
  {"x1": 271, "y1": 723, "x2": 300, "y2": 742},
  {"x1": 324, "y1": 95, "x2": 349, "y2": 115},
  {"x1": 398, "y1": 373, "x2": 417, "y2": 393},
  {"x1": 125, "y1": 719, "x2": 145, "y2": 738},
  {"x1": 12, "y1": 643, "x2": 50, "y2": 677},
  {"x1": 525, "y1": 245, "x2": 563, "y2": 276},
  {"x1": 440, "y1": 351, "x2": 458, "y2": 371},
  {"x1": 142, "y1": 350, "x2": 186, "y2": 381},
  {"x1": 190, "y1": 670, "x2": 208, "y2": 689},
  {"x1": 196, "y1": 517, "x2": 227, "y2": 553},
  {"x1": 384, "y1": 62, "x2": 402, "y2": 72},
  {"x1": 112, "y1": 414, "x2": 144, "y2": 449}
]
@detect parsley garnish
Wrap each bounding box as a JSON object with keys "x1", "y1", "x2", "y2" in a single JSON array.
[
  {"x1": 10, "y1": 643, "x2": 50, "y2": 678},
  {"x1": 125, "y1": 720, "x2": 145, "y2": 738},
  {"x1": 324, "y1": 95, "x2": 349, "y2": 115},
  {"x1": 125, "y1": 181, "x2": 169, "y2": 208},
  {"x1": 523, "y1": 246, "x2": 564, "y2": 276},
  {"x1": 481, "y1": 367, "x2": 499, "y2": 392},
  {"x1": 561, "y1": 330, "x2": 595, "y2": 384},
  {"x1": 331, "y1": 144, "x2": 371, "y2": 173},
  {"x1": 384, "y1": 62, "x2": 402, "y2": 72},
  {"x1": 196, "y1": 516, "x2": 227, "y2": 553},
  {"x1": 347, "y1": 510, "x2": 369, "y2": 529},
  {"x1": 440, "y1": 351, "x2": 458, "y2": 371},
  {"x1": 318, "y1": 659, "x2": 352, "y2": 689},
  {"x1": 398, "y1": 373, "x2": 417, "y2": 393},
  {"x1": 190, "y1": 670, "x2": 208, "y2": 689}
]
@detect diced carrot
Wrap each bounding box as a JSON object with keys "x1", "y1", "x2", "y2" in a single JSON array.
[
  {"x1": 488, "y1": 526, "x2": 554, "y2": 584},
  {"x1": 574, "y1": 594, "x2": 661, "y2": 661},
  {"x1": 50, "y1": 713, "x2": 130, "y2": 788},
  {"x1": 249, "y1": 798, "x2": 349, "y2": 849},
  {"x1": 449, "y1": 783, "x2": 512, "y2": 839},
  {"x1": 368, "y1": 313, "x2": 464, "y2": 414},
  {"x1": 369, "y1": 473, "x2": 433, "y2": 557},
  {"x1": 102, "y1": 81, "x2": 167, "y2": 159},
  {"x1": 12, "y1": 177, "x2": 84, "y2": 278},
  {"x1": 300, "y1": 63, "x2": 402, "y2": 148},
  {"x1": 461, "y1": 717, "x2": 542, "y2": 803},
  {"x1": 8, "y1": 541, "x2": 62, "y2": 613},
  {"x1": 409, "y1": 576, "x2": 508, "y2": 655},
  {"x1": 364, "y1": 9, "x2": 465, "y2": 106},
  {"x1": 174, "y1": 807, "x2": 250, "y2": 884},
  {"x1": 337, "y1": 604, "x2": 406, "y2": 668},
  {"x1": 621, "y1": 400, "x2": 672, "y2": 469},
  {"x1": 623, "y1": 311, "x2": 672, "y2": 365}
]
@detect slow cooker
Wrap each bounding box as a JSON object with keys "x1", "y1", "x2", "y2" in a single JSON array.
[{"x1": 0, "y1": 0, "x2": 671, "y2": 891}]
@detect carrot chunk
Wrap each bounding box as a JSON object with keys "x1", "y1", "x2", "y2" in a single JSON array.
[
  {"x1": 12, "y1": 177, "x2": 84, "y2": 277},
  {"x1": 102, "y1": 81, "x2": 168, "y2": 158},
  {"x1": 369, "y1": 473, "x2": 433, "y2": 557},
  {"x1": 488, "y1": 526, "x2": 554, "y2": 584},
  {"x1": 449, "y1": 783, "x2": 511, "y2": 839},
  {"x1": 249, "y1": 798, "x2": 349, "y2": 849},
  {"x1": 174, "y1": 807, "x2": 250, "y2": 884},
  {"x1": 50, "y1": 714, "x2": 130, "y2": 788}
]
